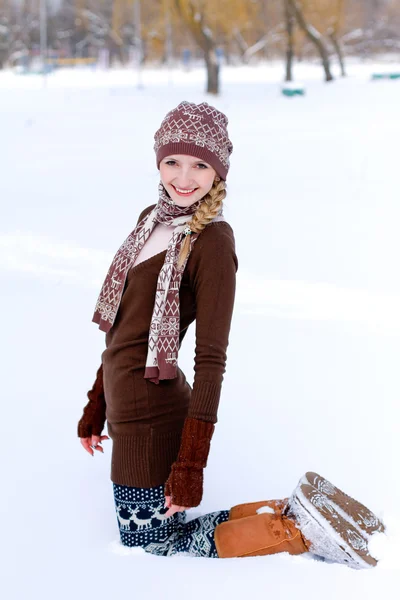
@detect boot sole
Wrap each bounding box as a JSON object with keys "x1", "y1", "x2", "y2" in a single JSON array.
[
  {"x1": 301, "y1": 472, "x2": 385, "y2": 537},
  {"x1": 290, "y1": 484, "x2": 377, "y2": 569}
]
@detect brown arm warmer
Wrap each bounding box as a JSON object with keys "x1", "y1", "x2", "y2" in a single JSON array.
[
  {"x1": 164, "y1": 417, "x2": 215, "y2": 508},
  {"x1": 77, "y1": 364, "x2": 107, "y2": 438}
]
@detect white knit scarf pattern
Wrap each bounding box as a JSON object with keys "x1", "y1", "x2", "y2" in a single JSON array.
[{"x1": 93, "y1": 183, "x2": 223, "y2": 384}]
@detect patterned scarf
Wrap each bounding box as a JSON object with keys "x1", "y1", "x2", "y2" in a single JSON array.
[{"x1": 93, "y1": 183, "x2": 222, "y2": 384}]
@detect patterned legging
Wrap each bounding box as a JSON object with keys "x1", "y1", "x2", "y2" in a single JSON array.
[{"x1": 113, "y1": 483, "x2": 229, "y2": 557}]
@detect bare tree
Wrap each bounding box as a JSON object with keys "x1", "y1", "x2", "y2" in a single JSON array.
[
  {"x1": 174, "y1": 0, "x2": 220, "y2": 94},
  {"x1": 327, "y1": 0, "x2": 346, "y2": 76},
  {"x1": 0, "y1": 0, "x2": 399, "y2": 71},
  {"x1": 233, "y1": 28, "x2": 272, "y2": 64},
  {"x1": 284, "y1": 0, "x2": 295, "y2": 81},
  {"x1": 287, "y1": 0, "x2": 334, "y2": 81}
]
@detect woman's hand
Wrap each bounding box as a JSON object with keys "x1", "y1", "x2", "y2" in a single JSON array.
[
  {"x1": 80, "y1": 435, "x2": 109, "y2": 456},
  {"x1": 164, "y1": 495, "x2": 189, "y2": 518}
]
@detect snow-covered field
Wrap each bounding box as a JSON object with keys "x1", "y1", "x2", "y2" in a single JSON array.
[{"x1": 1, "y1": 61, "x2": 399, "y2": 599}]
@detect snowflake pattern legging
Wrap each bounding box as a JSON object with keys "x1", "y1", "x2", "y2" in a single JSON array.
[{"x1": 113, "y1": 483, "x2": 229, "y2": 557}]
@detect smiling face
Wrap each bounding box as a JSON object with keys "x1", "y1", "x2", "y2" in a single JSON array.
[{"x1": 159, "y1": 154, "x2": 218, "y2": 207}]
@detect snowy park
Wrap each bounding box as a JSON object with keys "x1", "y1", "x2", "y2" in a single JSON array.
[{"x1": 1, "y1": 56, "x2": 400, "y2": 599}]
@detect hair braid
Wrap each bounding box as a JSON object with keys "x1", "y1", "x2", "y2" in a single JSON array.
[{"x1": 177, "y1": 179, "x2": 227, "y2": 270}]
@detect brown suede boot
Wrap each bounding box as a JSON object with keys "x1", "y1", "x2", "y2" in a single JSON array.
[
  {"x1": 216, "y1": 476, "x2": 382, "y2": 567},
  {"x1": 214, "y1": 509, "x2": 309, "y2": 558},
  {"x1": 229, "y1": 498, "x2": 289, "y2": 520}
]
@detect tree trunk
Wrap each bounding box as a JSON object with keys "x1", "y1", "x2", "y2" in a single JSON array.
[
  {"x1": 243, "y1": 36, "x2": 269, "y2": 63},
  {"x1": 328, "y1": 0, "x2": 346, "y2": 77},
  {"x1": 284, "y1": 0, "x2": 295, "y2": 81},
  {"x1": 288, "y1": 0, "x2": 334, "y2": 82},
  {"x1": 329, "y1": 30, "x2": 346, "y2": 76},
  {"x1": 174, "y1": 0, "x2": 220, "y2": 95},
  {"x1": 110, "y1": 40, "x2": 124, "y2": 66},
  {"x1": 233, "y1": 28, "x2": 248, "y2": 63},
  {"x1": 205, "y1": 50, "x2": 219, "y2": 94},
  {"x1": 224, "y1": 47, "x2": 233, "y2": 66},
  {"x1": 0, "y1": 49, "x2": 6, "y2": 69}
]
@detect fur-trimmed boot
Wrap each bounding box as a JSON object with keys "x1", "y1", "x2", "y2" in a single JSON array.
[
  {"x1": 214, "y1": 473, "x2": 384, "y2": 569},
  {"x1": 214, "y1": 496, "x2": 310, "y2": 559},
  {"x1": 228, "y1": 472, "x2": 384, "y2": 536},
  {"x1": 300, "y1": 472, "x2": 385, "y2": 536},
  {"x1": 229, "y1": 498, "x2": 289, "y2": 520}
]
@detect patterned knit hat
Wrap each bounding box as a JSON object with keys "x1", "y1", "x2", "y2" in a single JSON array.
[{"x1": 154, "y1": 101, "x2": 233, "y2": 180}]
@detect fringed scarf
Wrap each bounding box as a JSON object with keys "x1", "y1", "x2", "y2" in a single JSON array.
[{"x1": 93, "y1": 183, "x2": 223, "y2": 384}]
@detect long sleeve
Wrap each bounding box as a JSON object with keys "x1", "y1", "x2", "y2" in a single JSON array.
[
  {"x1": 77, "y1": 364, "x2": 107, "y2": 438},
  {"x1": 188, "y1": 223, "x2": 238, "y2": 423},
  {"x1": 164, "y1": 223, "x2": 238, "y2": 507},
  {"x1": 164, "y1": 417, "x2": 215, "y2": 507}
]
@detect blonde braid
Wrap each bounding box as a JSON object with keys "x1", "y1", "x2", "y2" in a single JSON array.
[{"x1": 177, "y1": 179, "x2": 227, "y2": 270}]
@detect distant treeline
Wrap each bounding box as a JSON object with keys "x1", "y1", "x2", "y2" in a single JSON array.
[{"x1": 1, "y1": 1, "x2": 399, "y2": 90}]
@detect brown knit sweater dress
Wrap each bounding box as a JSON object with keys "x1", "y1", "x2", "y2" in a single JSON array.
[{"x1": 80, "y1": 204, "x2": 238, "y2": 489}]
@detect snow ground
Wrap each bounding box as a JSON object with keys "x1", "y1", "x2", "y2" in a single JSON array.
[{"x1": 1, "y1": 60, "x2": 399, "y2": 599}]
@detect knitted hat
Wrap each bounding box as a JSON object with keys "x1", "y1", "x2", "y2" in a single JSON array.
[{"x1": 154, "y1": 101, "x2": 233, "y2": 180}]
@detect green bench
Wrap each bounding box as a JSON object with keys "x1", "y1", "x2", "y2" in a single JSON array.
[
  {"x1": 371, "y1": 72, "x2": 400, "y2": 80},
  {"x1": 281, "y1": 82, "x2": 306, "y2": 97}
]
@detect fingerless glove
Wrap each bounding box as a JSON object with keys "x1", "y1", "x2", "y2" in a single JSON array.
[
  {"x1": 77, "y1": 364, "x2": 107, "y2": 438},
  {"x1": 164, "y1": 417, "x2": 215, "y2": 507}
]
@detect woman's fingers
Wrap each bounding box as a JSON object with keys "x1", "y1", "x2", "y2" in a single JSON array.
[
  {"x1": 91, "y1": 435, "x2": 102, "y2": 452},
  {"x1": 80, "y1": 438, "x2": 94, "y2": 456},
  {"x1": 79, "y1": 435, "x2": 109, "y2": 456},
  {"x1": 90, "y1": 435, "x2": 110, "y2": 453},
  {"x1": 164, "y1": 503, "x2": 189, "y2": 518},
  {"x1": 164, "y1": 505, "x2": 178, "y2": 517}
]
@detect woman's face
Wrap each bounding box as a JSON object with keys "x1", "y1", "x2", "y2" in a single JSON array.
[{"x1": 159, "y1": 154, "x2": 217, "y2": 207}]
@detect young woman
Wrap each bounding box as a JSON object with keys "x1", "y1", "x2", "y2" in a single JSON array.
[{"x1": 78, "y1": 101, "x2": 384, "y2": 565}]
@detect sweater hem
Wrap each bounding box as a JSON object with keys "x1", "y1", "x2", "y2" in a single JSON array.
[{"x1": 109, "y1": 427, "x2": 184, "y2": 488}]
